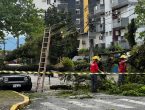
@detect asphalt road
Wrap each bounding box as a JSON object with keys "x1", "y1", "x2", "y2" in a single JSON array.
[
  {"x1": 25, "y1": 93, "x2": 145, "y2": 110},
  {"x1": 24, "y1": 75, "x2": 145, "y2": 110}
]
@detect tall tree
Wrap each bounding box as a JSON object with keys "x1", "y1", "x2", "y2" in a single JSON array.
[
  {"x1": 6, "y1": 6, "x2": 79, "y2": 64},
  {"x1": 125, "y1": 19, "x2": 137, "y2": 48},
  {"x1": 135, "y1": 0, "x2": 145, "y2": 39},
  {"x1": 0, "y1": 0, "x2": 44, "y2": 39}
]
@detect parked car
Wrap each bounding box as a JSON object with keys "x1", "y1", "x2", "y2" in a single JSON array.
[
  {"x1": 72, "y1": 56, "x2": 89, "y2": 62},
  {"x1": 0, "y1": 74, "x2": 32, "y2": 91}
]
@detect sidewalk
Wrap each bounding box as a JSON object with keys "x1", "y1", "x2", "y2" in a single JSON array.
[{"x1": 0, "y1": 91, "x2": 23, "y2": 110}]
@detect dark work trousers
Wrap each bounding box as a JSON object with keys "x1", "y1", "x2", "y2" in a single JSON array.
[
  {"x1": 90, "y1": 74, "x2": 98, "y2": 92},
  {"x1": 118, "y1": 74, "x2": 126, "y2": 86}
]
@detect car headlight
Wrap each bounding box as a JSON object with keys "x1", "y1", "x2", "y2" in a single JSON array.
[
  {"x1": 4, "y1": 77, "x2": 8, "y2": 82},
  {"x1": 24, "y1": 77, "x2": 28, "y2": 81}
]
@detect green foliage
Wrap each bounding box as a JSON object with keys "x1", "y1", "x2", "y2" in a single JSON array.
[
  {"x1": 127, "y1": 43, "x2": 145, "y2": 72},
  {"x1": 73, "y1": 61, "x2": 90, "y2": 72},
  {"x1": 60, "y1": 57, "x2": 74, "y2": 71},
  {"x1": 0, "y1": 0, "x2": 44, "y2": 37},
  {"x1": 126, "y1": 74, "x2": 145, "y2": 84},
  {"x1": 107, "y1": 44, "x2": 123, "y2": 52},
  {"x1": 135, "y1": 0, "x2": 145, "y2": 39},
  {"x1": 78, "y1": 48, "x2": 89, "y2": 55},
  {"x1": 125, "y1": 19, "x2": 137, "y2": 48},
  {"x1": 120, "y1": 83, "x2": 143, "y2": 92},
  {"x1": 45, "y1": 6, "x2": 79, "y2": 64},
  {"x1": 122, "y1": 90, "x2": 144, "y2": 96},
  {"x1": 138, "y1": 86, "x2": 145, "y2": 94},
  {"x1": 100, "y1": 79, "x2": 120, "y2": 94}
]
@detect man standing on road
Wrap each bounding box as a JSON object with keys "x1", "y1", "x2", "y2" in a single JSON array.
[
  {"x1": 118, "y1": 55, "x2": 127, "y2": 86},
  {"x1": 90, "y1": 56, "x2": 100, "y2": 92}
]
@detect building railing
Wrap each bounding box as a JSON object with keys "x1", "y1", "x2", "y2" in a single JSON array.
[
  {"x1": 113, "y1": 17, "x2": 129, "y2": 29},
  {"x1": 94, "y1": 4, "x2": 105, "y2": 15},
  {"x1": 112, "y1": 0, "x2": 137, "y2": 9},
  {"x1": 96, "y1": 23, "x2": 105, "y2": 33}
]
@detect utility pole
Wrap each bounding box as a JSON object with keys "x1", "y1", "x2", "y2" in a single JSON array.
[{"x1": 88, "y1": 16, "x2": 96, "y2": 62}]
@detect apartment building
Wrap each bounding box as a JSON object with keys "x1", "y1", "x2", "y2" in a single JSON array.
[
  {"x1": 33, "y1": 0, "x2": 141, "y2": 50},
  {"x1": 79, "y1": 0, "x2": 140, "y2": 50}
]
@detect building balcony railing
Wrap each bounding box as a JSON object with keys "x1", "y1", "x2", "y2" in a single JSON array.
[
  {"x1": 94, "y1": 4, "x2": 105, "y2": 15},
  {"x1": 96, "y1": 23, "x2": 105, "y2": 33},
  {"x1": 113, "y1": 17, "x2": 129, "y2": 29},
  {"x1": 114, "y1": 39, "x2": 130, "y2": 49},
  {"x1": 112, "y1": 0, "x2": 137, "y2": 9},
  {"x1": 57, "y1": 3, "x2": 68, "y2": 12}
]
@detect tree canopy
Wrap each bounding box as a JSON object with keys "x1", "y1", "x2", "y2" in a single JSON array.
[
  {"x1": 125, "y1": 19, "x2": 137, "y2": 48},
  {"x1": 5, "y1": 6, "x2": 79, "y2": 64},
  {"x1": 0, "y1": 0, "x2": 44, "y2": 38},
  {"x1": 135, "y1": 0, "x2": 145, "y2": 39}
]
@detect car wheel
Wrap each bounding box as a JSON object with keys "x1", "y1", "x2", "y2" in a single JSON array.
[{"x1": 25, "y1": 83, "x2": 32, "y2": 91}]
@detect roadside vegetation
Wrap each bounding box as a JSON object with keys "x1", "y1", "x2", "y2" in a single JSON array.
[{"x1": 0, "y1": 91, "x2": 23, "y2": 110}]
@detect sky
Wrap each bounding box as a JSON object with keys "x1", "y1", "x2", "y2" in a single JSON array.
[{"x1": 0, "y1": 34, "x2": 25, "y2": 51}]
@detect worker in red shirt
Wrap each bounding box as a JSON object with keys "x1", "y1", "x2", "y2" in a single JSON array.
[
  {"x1": 90, "y1": 56, "x2": 100, "y2": 92},
  {"x1": 118, "y1": 55, "x2": 127, "y2": 86}
]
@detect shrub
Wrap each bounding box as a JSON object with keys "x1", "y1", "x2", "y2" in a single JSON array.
[
  {"x1": 122, "y1": 90, "x2": 144, "y2": 96},
  {"x1": 60, "y1": 57, "x2": 74, "y2": 71},
  {"x1": 138, "y1": 86, "x2": 145, "y2": 94},
  {"x1": 74, "y1": 61, "x2": 89, "y2": 72},
  {"x1": 126, "y1": 74, "x2": 145, "y2": 84},
  {"x1": 120, "y1": 83, "x2": 143, "y2": 92},
  {"x1": 78, "y1": 48, "x2": 89, "y2": 55}
]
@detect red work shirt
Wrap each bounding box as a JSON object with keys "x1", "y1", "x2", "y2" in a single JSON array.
[
  {"x1": 119, "y1": 60, "x2": 127, "y2": 73},
  {"x1": 90, "y1": 61, "x2": 99, "y2": 73}
]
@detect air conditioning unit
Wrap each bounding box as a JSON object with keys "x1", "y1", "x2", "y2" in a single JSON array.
[
  {"x1": 114, "y1": 10, "x2": 120, "y2": 15},
  {"x1": 99, "y1": 34, "x2": 104, "y2": 40}
]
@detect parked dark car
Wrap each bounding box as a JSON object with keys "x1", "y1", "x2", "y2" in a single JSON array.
[{"x1": 0, "y1": 74, "x2": 32, "y2": 91}]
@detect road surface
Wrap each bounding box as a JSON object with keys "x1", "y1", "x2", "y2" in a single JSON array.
[{"x1": 24, "y1": 74, "x2": 145, "y2": 110}]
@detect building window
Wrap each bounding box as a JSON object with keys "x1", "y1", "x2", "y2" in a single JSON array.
[
  {"x1": 82, "y1": 40, "x2": 86, "y2": 45},
  {"x1": 76, "y1": 0, "x2": 80, "y2": 5},
  {"x1": 47, "y1": 0, "x2": 50, "y2": 4},
  {"x1": 76, "y1": 9, "x2": 80, "y2": 14},
  {"x1": 100, "y1": 0, "x2": 104, "y2": 4},
  {"x1": 76, "y1": 19, "x2": 80, "y2": 24},
  {"x1": 106, "y1": 32, "x2": 108, "y2": 36}
]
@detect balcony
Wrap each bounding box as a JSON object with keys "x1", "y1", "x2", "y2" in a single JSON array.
[
  {"x1": 94, "y1": 4, "x2": 105, "y2": 15},
  {"x1": 114, "y1": 39, "x2": 130, "y2": 49},
  {"x1": 96, "y1": 23, "x2": 105, "y2": 33},
  {"x1": 57, "y1": 3, "x2": 68, "y2": 12},
  {"x1": 113, "y1": 18, "x2": 129, "y2": 29},
  {"x1": 112, "y1": 0, "x2": 137, "y2": 9}
]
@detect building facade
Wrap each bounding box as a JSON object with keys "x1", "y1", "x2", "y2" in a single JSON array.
[
  {"x1": 33, "y1": 0, "x2": 142, "y2": 50},
  {"x1": 79, "y1": 0, "x2": 139, "y2": 50}
]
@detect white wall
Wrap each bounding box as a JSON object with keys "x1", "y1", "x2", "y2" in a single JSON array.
[
  {"x1": 33, "y1": 0, "x2": 56, "y2": 10},
  {"x1": 104, "y1": 0, "x2": 113, "y2": 47},
  {"x1": 78, "y1": 34, "x2": 89, "y2": 49}
]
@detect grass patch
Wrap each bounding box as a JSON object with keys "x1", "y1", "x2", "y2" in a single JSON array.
[{"x1": 0, "y1": 90, "x2": 23, "y2": 110}]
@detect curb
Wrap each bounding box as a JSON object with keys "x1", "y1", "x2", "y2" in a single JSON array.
[{"x1": 10, "y1": 91, "x2": 30, "y2": 110}]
